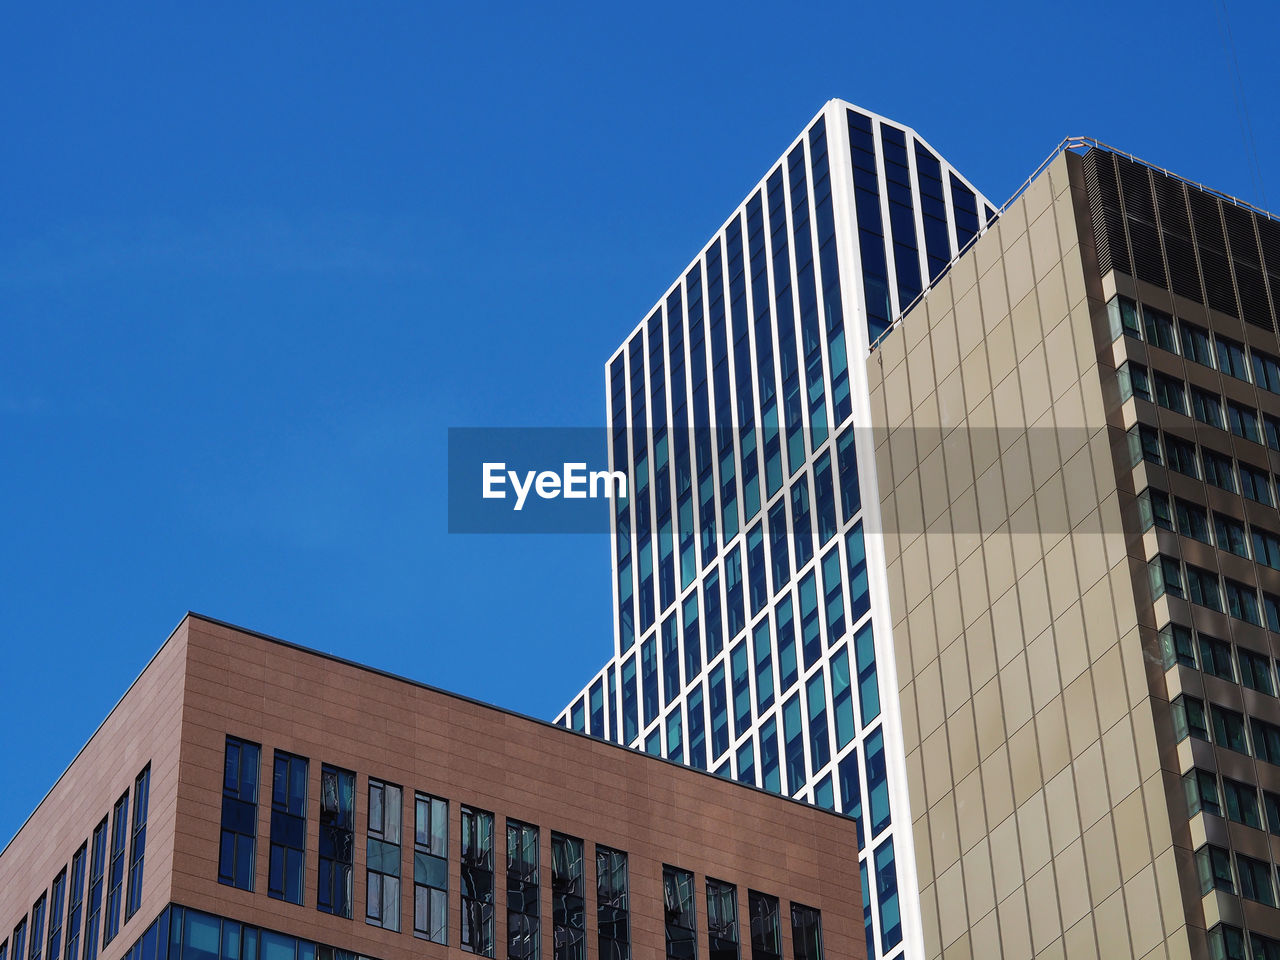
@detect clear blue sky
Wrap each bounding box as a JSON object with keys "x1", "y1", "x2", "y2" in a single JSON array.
[{"x1": 2, "y1": 0, "x2": 1276, "y2": 845}]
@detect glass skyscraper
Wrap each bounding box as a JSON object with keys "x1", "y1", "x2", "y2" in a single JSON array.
[{"x1": 556, "y1": 98, "x2": 997, "y2": 960}]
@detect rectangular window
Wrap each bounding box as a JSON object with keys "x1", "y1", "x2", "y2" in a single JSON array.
[
  {"x1": 219, "y1": 736, "x2": 260, "y2": 891},
  {"x1": 1171, "y1": 695, "x2": 1209, "y2": 742},
  {"x1": 1158, "y1": 623, "x2": 1196, "y2": 669},
  {"x1": 507, "y1": 820, "x2": 540, "y2": 960},
  {"x1": 1240, "y1": 647, "x2": 1275, "y2": 696},
  {"x1": 747, "y1": 891, "x2": 780, "y2": 960},
  {"x1": 1129, "y1": 424, "x2": 1162, "y2": 465},
  {"x1": 318, "y1": 764, "x2": 355, "y2": 918},
  {"x1": 1216, "y1": 336, "x2": 1250, "y2": 380},
  {"x1": 789, "y1": 904, "x2": 822, "y2": 960},
  {"x1": 807, "y1": 671, "x2": 830, "y2": 772},
  {"x1": 1214, "y1": 513, "x2": 1249, "y2": 557},
  {"x1": 1183, "y1": 768, "x2": 1220, "y2": 817},
  {"x1": 873, "y1": 838, "x2": 902, "y2": 949},
  {"x1": 551, "y1": 834, "x2": 584, "y2": 960},
  {"x1": 102, "y1": 791, "x2": 128, "y2": 946},
  {"x1": 866, "y1": 727, "x2": 891, "y2": 836},
  {"x1": 1222, "y1": 778, "x2": 1262, "y2": 829},
  {"x1": 854, "y1": 622, "x2": 880, "y2": 727},
  {"x1": 1265, "y1": 413, "x2": 1280, "y2": 451},
  {"x1": 125, "y1": 767, "x2": 149, "y2": 920},
  {"x1": 414, "y1": 792, "x2": 448, "y2": 944},
  {"x1": 82, "y1": 820, "x2": 107, "y2": 960},
  {"x1": 1191, "y1": 387, "x2": 1224, "y2": 428},
  {"x1": 663, "y1": 866, "x2": 697, "y2": 960},
  {"x1": 63, "y1": 845, "x2": 86, "y2": 960},
  {"x1": 1211, "y1": 705, "x2": 1249, "y2": 754},
  {"x1": 1117, "y1": 361, "x2": 1150, "y2": 402},
  {"x1": 1268, "y1": 593, "x2": 1280, "y2": 632},
  {"x1": 1226, "y1": 578, "x2": 1261, "y2": 625},
  {"x1": 1267, "y1": 792, "x2": 1280, "y2": 836},
  {"x1": 461, "y1": 806, "x2": 495, "y2": 957},
  {"x1": 1153, "y1": 372, "x2": 1186, "y2": 415},
  {"x1": 731, "y1": 640, "x2": 752, "y2": 739},
  {"x1": 1107, "y1": 295, "x2": 1140, "y2": 340},
  {"x1": 1174, "y1": 499, "x2": 1210, "y2": 543},
  {"x1": 269, "y1": 751, "x2": 308, "y2": 905},
  {"x1": 1241, "y1": 464, "x2": 1273, "y2": 505},
  {"x1": 1254, "y1": 932, "x2": 1280, "y2": 960},
  {"x1": 1165, "y1": 436, "x2": 1199, "y2": 478},
  {"x1": 1254, "y1": 718, "x2": 1280, "y2": 765},
  {"x1": 46, "y1": 869, "x2": 66, "y2": 960},
  {"x1": 1186, "y1": 564, "x2": 1221, "y2": 612},
  {"x1": 782, "y1": 694, "x2": 806, "y2": 797},
  {"x1": 366, "y1": 779, "x2": 402, "y2": 931},
  {"x1": 821, "y1": 547, "x2": 844, "y2": 639},
  {"x1": 30, "y1": 896, "x2": 45, "y2": 960},
  {"x1": 1254, "y1": 349, "x2": 1280, "y2": 392},
  {"x1": 1238, "y1": 853, "x2": 1275, "y2": 906},
  {"x1": 709, "y1": 664, "x2": 730, "y2": 761},
  {"x1": 11, "y1": 920, "x2": 25, "y2": 960},
  {"x1": 1253, "y1": 527, "x2": 1280, "y2": 570},
  {"x1": 1203, "y1": 449, "x2": 1236, "y2": 492},
  {"x1": 1197, "y1": 844, "x2": 1235, "y2": 894},
  {"x1": 1198, "y1": 634, "x2": 1235, "y2": 681},
  {"x1": 1180, "y1": 321, "x2": 1214, "y2": 366},
  {"x1": 1138, "y1": 488, "x2": 1172, "y2": 531},
  {"x1": 1209, "y1": 925, "x2": 1246, "y2": 960},
  {"x1": 1143, "y1": 305, "x2": 1176, "y2": 351},
  {"x1": 752, "y1": 619, "x2": 775, "y2": 714},
  {"x1": 705, "y1": 879, "x2": 737, "y2": 960},
  {"x1": 1228, "y1": 400, "x2": 1262, "y2": 443},
  {"x1": 596, "y1": 847, "x2": 629, "y2": 960}
]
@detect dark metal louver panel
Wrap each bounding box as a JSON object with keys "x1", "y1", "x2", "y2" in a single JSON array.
[
  {"x1": 1222, "y1": 204, "x2": 1275, "y2": 332},
  {"x1": 1152, "y1": 172, "x2": 1203, "y2": 303},
  {"x1": 1083, "y1": 150, "x2": 1130, "y2": 277},
  {"x1": 1188, "y1": 191, "x2": 1239, "y2": 317},
  {"x1": 1259, "y1": 216, "x2": 1280, "y2": 325},
  {"x1": 1117, "y1": 157, "x2": 1166, "y2": 287}
]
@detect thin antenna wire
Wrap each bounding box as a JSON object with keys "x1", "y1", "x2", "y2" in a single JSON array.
[{"x1": 1216, "y1": 0, "x2": 1269, "y2": 209}]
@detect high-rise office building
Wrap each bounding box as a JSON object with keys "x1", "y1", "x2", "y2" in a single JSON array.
[
  {"x1": 0, "y1": 613, "x2": 865, "y2": 960},
  {"x1": 557, "y1": 99, "x2": 998, "y2": 960},
  {"x1": 560, "y1": 104, "x2": 1280, "y2": 959}
]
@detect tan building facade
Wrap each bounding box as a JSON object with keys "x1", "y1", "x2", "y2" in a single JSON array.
[
  {"x1": 0, "y1": 614, "x2": 864, "y2": 960},
  {"x1": 870, "y1": 146, "x2": 1280, "y2": 959}
]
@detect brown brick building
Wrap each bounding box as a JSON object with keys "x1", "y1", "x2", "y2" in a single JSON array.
[{"x1": 0, "y1": 614, "x2": 863, "y2": 960}]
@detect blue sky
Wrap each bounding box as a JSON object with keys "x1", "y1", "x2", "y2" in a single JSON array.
[{"x1": 2, "y1": 0, "x2": 1277, "y2": 844}]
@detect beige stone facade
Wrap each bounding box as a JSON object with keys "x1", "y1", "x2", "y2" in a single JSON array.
[{"x1": 869, "y1": 151, "x2": 1193, "y2": 959}]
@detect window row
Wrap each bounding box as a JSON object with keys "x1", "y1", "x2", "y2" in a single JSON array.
[
  {"x1": 1159, "y1": 623, "x2": 1277, "y2": 697},
  {"x1": 1171, "y1": 694, "x2": 1280, "y2": 768},
  {"x1": 1183, "y1": 765, "x2": 1280, "y2": 836},
  {"x1": 1, "y1": 766, "x2": 149, "y2": 960},
  {"x1": 1118, "y1": 359, "x2": 1280, "y2": 452},
  {"x1": 1128, "y1": 424, "x2": 1278, "y2": 508},
  {"x1": 661, "y1": 866, "x2": 823, "y2": 960},
  {"x1": 1107, "y1": 294, "x2": 1280, "y2": 393},
  {"x1": 213, "y1": 734, "x2": 823, "y2": 960},
  {"x1": 1148, "y1": 552, "x2": 1280, "y2": 631},
  {"x1": 1208, "y1": 922, "x2": 1280, "y2": 960},
  {"x1": 1141, "y1": 487, "x2": 1280, "y2": 574},
  {"x1": 1196, "y1": 843, "x2": 1280, "y2": 908},
  {"x1": 113, "y1": 903, "x2": 382, "y2": 960}
]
